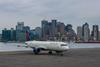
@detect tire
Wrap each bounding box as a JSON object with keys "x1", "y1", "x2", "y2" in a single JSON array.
[
  {"x1": 56, "y1": 51, "x2": 63, "y2": 56},
  {"x1": 48, "y1": 51, "x2": 52, "y2": 54},
  {"x1": 33, "y1": 48, "x2": 41, "y2": 54}
]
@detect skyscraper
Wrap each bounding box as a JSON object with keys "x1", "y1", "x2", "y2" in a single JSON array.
[
  {"x1": 16, "y1": 31, "x2": 26, "y2": 42},
  {"x1": 23, "y1": 26, "x2": 30, "y2": 32},
  {"x1": 82, "y1": 23, "x2": 90, "y2": 42},
  {"x1": 77, "y1": 26, "x2": 82, "y2": 41},
  {"x1": 35, "y1": 27, "x2": 42, "y2": 40},
  {"x1": 91, "y1": 25, "x2": 99, "y2": 41},
  {"x1": 2, "y1": 28, "x2": 16, "y2": 41},
  {"x1": 57, "y1": 22, "x2": 65, "y2": 35},
  {"x1": 65, "y1": 24, "x2": 76, "y2": 42},
  {"x1": 65, "y1": 24, "x2": 72, "y2": 32},
  {"x1": 56, "y1": 22, "x2": 66, "y2": 41},
  {"x1": 99, "y1": 31, "x2": 100, "y2": 41},
  {"x1": 16, "y1": 22, "x2": 24, "y2": 31},
  {"x1": 51, "y1": 19, "x2": 57, "y2": 36},
  {"x1": 41, "y1": 20, "x2": 49, "y2": 40},
  {"x1": 16, "y1": 22, "x2": 29, "y2": 42},
  {"x1": 2, "y1": 28, "x2": 11, "y2": 41},
  {"x1": 10, "y1": 28, "x2": 16, "y2": 41}
]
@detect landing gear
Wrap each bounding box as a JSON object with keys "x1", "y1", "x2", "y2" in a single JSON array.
[
  {"x1": 56, "y1": 51, "x2": 64, "y2": 56},
  {"x1": 33, "y1": 48, "x2": 41, "y2": 54},
  {"x1": 48, "y1": 51, "x2": 53, "y2": 54}
]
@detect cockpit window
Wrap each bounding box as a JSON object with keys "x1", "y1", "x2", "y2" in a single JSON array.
[{"x1": 61, "y1": 44, "x2": 67, "y2": 46}]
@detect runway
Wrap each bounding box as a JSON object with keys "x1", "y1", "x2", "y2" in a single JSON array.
[{"x1": 0, "y1": 48, "x2": 100, "y2": 67}]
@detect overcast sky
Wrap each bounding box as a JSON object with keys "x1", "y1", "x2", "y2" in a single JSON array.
[{"x1": 0, "y1": 0, "x2": 100, "y2": 31}]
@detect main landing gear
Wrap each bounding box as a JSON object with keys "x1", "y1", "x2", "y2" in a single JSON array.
[
  {"x1": 33, "y1": 48, "x2": 41, "y2": 54},
  {"x1": 48, "y1": 51, "x2": 53, "y2": 54},
  {"x1": 32, "y1": 48, "x2": 64, "y2": 56},
  {"x1": 48, "y1": 51, "x2": 64, "y2": 56},
  {"x1": 56, "y1": 51, "x2": 64, "y2": 56}
]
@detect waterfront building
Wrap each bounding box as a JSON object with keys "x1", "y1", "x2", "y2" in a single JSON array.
[
  {"x1": 55, "y1": 22, "x2": 65, "y2": 41},
  {"x1": 51, "y1": 19, "x2": 57, "y2": 36},
  {"x1": 16, "y1": 22, "x2": 31, "y2": 41},
  {"x1": 2, "y1": 28, "x2": 11, "y2": 41},
  {"x1": 16, "y1": 22, "x2": 24, "y2": 31},
  {"x1": 65, "y1": 24, "x2": 72, "y2": 31},
  {"x1": 82, "y1": 23, "x2": 90, "y2": 42},
  {"x1": 77, "y1": 26, "x2": 83, "y2": 41},
  {"x1": 65, "y1": 24, "x2": 76, "y2": 42},
  {"x1": 35, "y1": 27, "x2": 42, "y2": 40},
  {"x1": 41, "y1": 20, "x2": 49, "y2": 40},
  {"x1": 0, "y1": 34, "x2": 2, "y2": 41},
  {"x1": 2, "y1": 28, "x2": 16, "y2": 41},
  {"x1": 41, "y1": 19, "x2": 58, "y2": 40},
  {"x1": 29, "y1": 30, "x2": 35, "y2": 40},
  {"x1": 99, "y1": 31, "x2": 100, "y2": 41},
  {"x1": 48, "y1": 23, "x2": 52, "y2": 36},
  {"x1": 57, "y1": 22, "x2": 65, "y2": 35},
  {"x1": 91, "y1": 25, "x2": 99, "y2": 41},
  {"x1": 48, "y1": 20, "x2": 58, "y2": 41},
  {"x1": 23, "y1": 26, "x2": 30, "y2": 32},
  {"x1": 29, "y1": 29, "x2": 39, "y2": 40},
  {"x1": 10, "y1": 28, "x2": 16, "y2": 41},
  {"x1": 16, "y1": 31, "x2": 26, "y2": 42}
]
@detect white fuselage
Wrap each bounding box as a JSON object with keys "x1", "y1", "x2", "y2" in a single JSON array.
[{"x1": 25, "y1": 41, "x2": 69, "y2": 51}]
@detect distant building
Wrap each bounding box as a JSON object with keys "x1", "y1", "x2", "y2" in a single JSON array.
[
  {"x1": 0, "y1": 33, "x2": 2, "y2": 41},
  {"x1": 16, "y1": 31, "x2": 26, "y2": 42},
  {"x1": 35, "y1": 27, "x2": 42, "y2": 40},
  {"x1": 2, "y1": 28, "x2": 16, "y2": 41},
  {"x1": 48, "y1": 19, "x2": 58, "y2": 41},
  {"x1": 16, "y1": 22, "x2": 24, "y2": 31},
  {"x1": 29, "y1": 30, "x2": 35, "y2": 40},
  {"x1": 65, "y1": 24, "x2": 72, "y2": 31},
  {"x1": 16, "y1": 22, "x2": 30, "y2": 41},
  {"x1": 10, "y1": 28, "x2": 16, "y2": 41},
  {"x1": 57, "y1": 22, "x2": 65, "y2": 35},
  {"x1": 55, "y1": 22, "x2": 66, "y2": 41},
  {"x1": 91, "y1": 25, "x2": 99, "y2": 41},
  {"x1": 65, "y1": 24, "x2": 76, "y2": 42},
  {"x1": 82, "y1": 23, "x2": 90, "y2": 42},
  {"x1": 48, "y1": 23, "x2": 52, "y2": 37},
  {"x1": 77, "y1": 26, "x2": 83, "y2": 41},
  {"x1": 2, "y1": 28, "x2": 11, "y2": 41},
  {"x1": 99, "y1": 31, "x2": 100, "y2": 41},
  {"x1": 41, "y1": 19, "x2": 58, "y2": 40},
  {"x1": 23, "y1": 26, "x2": 30, "y2": 32},
  {"x1": 41, "y1": 20, "x2": 49, "y2": 40},
  {"x1": 23, "y1": 26, "x2": 30, "y2": 41},
  {"x1": 51, "y1": 19, "x2": 57, "y2": 36},
  {"x1": 29, "y1": 29, "x2": 39, "y2": 40}
]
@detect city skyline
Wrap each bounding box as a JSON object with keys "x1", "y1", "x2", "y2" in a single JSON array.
[
  {"x1": 0, "y1": 19, "x2": 99, "y2": 31},
  {"x1": 0, "y1": 0, "x2": 100, "y2": 31},
  {"x1": 1, "y1": 20, "x2": 100, "y2": 42}
]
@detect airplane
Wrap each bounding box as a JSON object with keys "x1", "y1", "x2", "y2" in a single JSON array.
[{"x1": 18, "y1": 41, "x2": 69, "y2": 55}]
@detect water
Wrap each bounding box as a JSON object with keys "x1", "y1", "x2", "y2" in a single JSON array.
[
  {"x1": 68, "y1": 42, "x2": 100, "y2": 49},
  {"x1": 0, "y1": 42, "x2": 31, "y2": 52},
  {"x1": 0, "y1": 42, "x2": 100, "y2": 52}
]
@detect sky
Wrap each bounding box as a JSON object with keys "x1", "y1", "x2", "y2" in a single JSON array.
[{"x1": 0, "y1": 0, "x2": 100, "y2": 31}]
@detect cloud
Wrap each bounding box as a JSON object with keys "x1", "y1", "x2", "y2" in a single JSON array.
[{"x1": 0, "y1": 0, "x2": 100, "y2": 30}]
